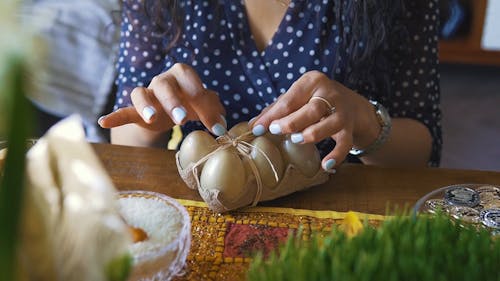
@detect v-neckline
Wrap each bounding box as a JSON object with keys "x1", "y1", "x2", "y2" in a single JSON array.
[
  {"x1": 222, "y1": 0, "x2": 311, "y2": 104},
  {"x1": 239, "y1": 0, "x2": 293, "y2": 54}
]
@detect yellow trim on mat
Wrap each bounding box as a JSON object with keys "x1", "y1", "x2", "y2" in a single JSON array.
[{"x1": 175, "y1": 199, "x2": 387, "y2": 221}]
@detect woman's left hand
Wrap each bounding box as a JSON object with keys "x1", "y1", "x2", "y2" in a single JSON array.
[{"x1": 250, "y1": 71, "x2": 380, "y2": 172}]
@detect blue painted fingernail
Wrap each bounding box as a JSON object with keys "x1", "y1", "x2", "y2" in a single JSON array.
[
  {"x1": 220, "y1": 115, "x2": 227, "y2": 128},
  {"x1": 252, "y1": 124, "x2": 266, "y2": 136},
  {"x1": 212, "y1": 123, "x2": 227, "y2": 136},
  {"x1": 142, "y1": 106, "x2": 156, "y2": 122},
  {"x1": 323, "y1": 159, "x2": 336, "y2": 171},
  {"x1": 172, "y1": 106, "x2": 187, "y2": 124},
  {"x1": 269, "y1": 123, "x2": 282, "y2": 135},
  {"x1": 291, "y1": 133, "x2": 304, "y2": 143},
  {"x1": 249, "y1": 117, "x2": 257, "y2": 124}
]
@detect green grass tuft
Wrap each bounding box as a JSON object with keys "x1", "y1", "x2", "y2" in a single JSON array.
[
  {"x1": 106, "y1": 253, "x2": 133, "y2": 281},
  {"x1": 248, "y1": 214, "x2": 500, "y2": 281}
]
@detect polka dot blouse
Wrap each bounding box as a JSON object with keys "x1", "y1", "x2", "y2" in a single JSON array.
[{"x1": 114, "y1": 0, "x2": 442, "y2": 166}]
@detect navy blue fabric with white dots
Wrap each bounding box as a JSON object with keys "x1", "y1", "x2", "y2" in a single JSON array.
[{"x1": 115, "y1": 0, "x2": 442, "y2": 166}]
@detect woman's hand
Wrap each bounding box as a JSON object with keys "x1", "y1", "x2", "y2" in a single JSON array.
[
  {"x1": 250, "y1": 71, "x2": 381, "y2": 172},
  {"x1": 99, "y1": 63, "x2": 227, "y2": 137}
]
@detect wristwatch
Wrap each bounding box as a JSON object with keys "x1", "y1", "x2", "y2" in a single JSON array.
[{"x1": 349, "y1": 100, "x2": 392, "y2": 157}]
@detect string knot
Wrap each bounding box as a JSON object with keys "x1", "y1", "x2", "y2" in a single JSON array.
[{"x1": 191, "y1": 131, "x2": 280, "y2": 207}]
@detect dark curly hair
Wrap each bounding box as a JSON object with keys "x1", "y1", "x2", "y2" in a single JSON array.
[
  {"x1": 332, "y1": 0, "x2": 407, "y2": 94},
  {"x1": 139, "y1": 0, "x2": 407, "y2": 93}
]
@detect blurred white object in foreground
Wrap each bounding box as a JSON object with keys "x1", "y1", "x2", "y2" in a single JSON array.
[{"x1": 18, "y1": 115, "x2": 132, "y2": 281}]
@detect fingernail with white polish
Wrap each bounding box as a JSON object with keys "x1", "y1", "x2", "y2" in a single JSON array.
[
  {"x1": 291, "y1": 133, "x2": 304, "y2": 143},
  {"x1": 142, "y1": 106, "x2": 156, "y2": 122},
  {"x1": 249, "y1": 117, "x2": 257, "y2": 124},
  {"x1": 97, "y1": 116, "x2": 105, "y2": 125},
  {"x1": 252, "y1": 124, "x2": 266, "y2": 136},
  {"x1": 212, "y1": 123, "x2": 227, "y2": 136},
  {"x1": 323, "y1": 159, "x2": 336, "y2": 171},
  {"x1": 172, "y1": 106, "x2": 187, "y2": 124},
  {"x1": 269, "y1": 123, "x2": 282, "y2": 135}
]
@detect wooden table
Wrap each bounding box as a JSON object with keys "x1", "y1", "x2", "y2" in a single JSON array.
[{"x1": 93, "y1": 143, "x2": 500, "y2": 215}]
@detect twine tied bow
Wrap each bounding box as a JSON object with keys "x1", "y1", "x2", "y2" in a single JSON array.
[{"x1": 191, "y1": 131, "x2": 280, "y2": 207}]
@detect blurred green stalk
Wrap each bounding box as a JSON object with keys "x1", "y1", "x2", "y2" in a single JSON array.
[{"x1": 0, "y1": 56, "x2": 32, "y2": 281}]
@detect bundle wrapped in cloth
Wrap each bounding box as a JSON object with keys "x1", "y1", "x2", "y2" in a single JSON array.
[
  {"x1": 176, "y1": 122, "x2": 330, "y2": 213},
  {"x1": 16, "y1": 116, "x2": 132, "y2": 281}
]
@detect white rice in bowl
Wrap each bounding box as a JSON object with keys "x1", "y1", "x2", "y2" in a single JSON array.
[{"x1": 118, "y1": 191, "x2": 191, "y2": 281}]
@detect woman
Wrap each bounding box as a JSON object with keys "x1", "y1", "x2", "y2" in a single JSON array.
[{"x1": 99, "y1": 0, "x2": 442, "y2": 172}]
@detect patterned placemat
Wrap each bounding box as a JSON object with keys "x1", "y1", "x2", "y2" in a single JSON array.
[{"x1": 173, "y1": 199, "x2": 386, "y2": 281}]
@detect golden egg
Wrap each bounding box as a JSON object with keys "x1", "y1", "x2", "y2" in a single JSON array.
[
  {"x1": 250, "y1": 136, "x2": 284, "y2": 189},
  {"x1": 241, "y1": 157, "x2": 254, "y2": 181},
  {"x1": 178, "y1": 130, "x2": 218, "y2": 169},
  {"x1": 264, "y1": 132, "x2": 284, "y2": 146},
  {"x1": 228, "y1": 121, "x2": 254, "y2": 142},
  {"x1": 281, "y1": 139, "x2": 321, "y2": 177},
  {"x1": 200, "y1": 148, "x2": 247, "y2": 202}
]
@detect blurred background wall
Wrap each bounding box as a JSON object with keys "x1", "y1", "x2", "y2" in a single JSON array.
[
  {"x1": 438, "y1": 0, "x2": 500, "y2": 171},
  {"x1": 440, "y1": 64, "x2": 500, "y2": 171}
]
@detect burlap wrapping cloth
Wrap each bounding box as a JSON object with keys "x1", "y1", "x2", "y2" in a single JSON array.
[{"x1": 176, "y1": 132, "x2": 330, "y2": 213}]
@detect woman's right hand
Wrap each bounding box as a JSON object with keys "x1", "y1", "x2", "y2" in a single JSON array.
[{"x1": 98, "y1": 63, "x2": 227, "y2": 136}]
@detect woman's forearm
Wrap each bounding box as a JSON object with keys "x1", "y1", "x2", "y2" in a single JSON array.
[{"x1": 359, "y1": 118, "x2": 433, "y2": 167}]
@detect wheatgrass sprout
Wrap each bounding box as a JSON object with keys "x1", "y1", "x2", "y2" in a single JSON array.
[{"x1": 248, "y1": 213, "x2": 500, "y2": 281}]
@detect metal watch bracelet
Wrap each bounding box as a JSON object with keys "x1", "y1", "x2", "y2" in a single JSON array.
[{"x1": 349, "y1": 100, "x2": 392, "y2": 157}]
